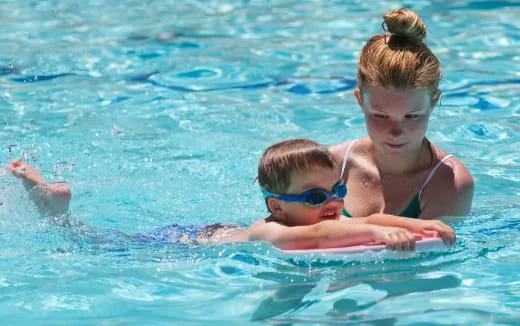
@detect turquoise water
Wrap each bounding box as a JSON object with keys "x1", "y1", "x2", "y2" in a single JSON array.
[{"x1": 1, "y1": 0, "x2": 519, "y2": 324}]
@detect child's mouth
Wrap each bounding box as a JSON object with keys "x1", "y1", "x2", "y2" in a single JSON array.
[{"x1": 321, "y1": 211, "x2": 338, "y2": 220}]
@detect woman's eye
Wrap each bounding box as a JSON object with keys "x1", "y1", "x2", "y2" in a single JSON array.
[
  {"x1": 374, "y1": 114, "x2": 388, "y2": 119},
  {"x1": 405, "y1": 114, "x2": 419, "y2": 119}
]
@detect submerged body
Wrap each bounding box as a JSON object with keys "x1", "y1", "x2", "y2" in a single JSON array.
[{"x1": 134, "y1": 223, "x2": 243, "y2": 245}]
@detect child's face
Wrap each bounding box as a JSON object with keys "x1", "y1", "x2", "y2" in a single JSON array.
[{"x1": 277, "y1": 166, "x2": 344, "y2": 226}]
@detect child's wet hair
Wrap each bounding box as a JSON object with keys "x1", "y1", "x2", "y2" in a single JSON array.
[
  {"x1": 358, "y1": 8, "x2": 441, "y2": 92},
  {"x1": 258, "y1": 139, "x2": 336, "y2": 194}
]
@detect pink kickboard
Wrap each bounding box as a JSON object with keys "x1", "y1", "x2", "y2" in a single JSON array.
[{"x1": 279, "y1": 236, "x2": 445, "y2": 255}]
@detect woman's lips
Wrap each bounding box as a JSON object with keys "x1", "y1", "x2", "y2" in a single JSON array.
[{"x1": 385, "y1": 142, "x2": 406, "y2": 148}]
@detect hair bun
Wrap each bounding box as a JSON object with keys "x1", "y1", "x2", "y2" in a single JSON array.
[{"x1": 383, "y1": 8, "x2": 426, "y2": 45}]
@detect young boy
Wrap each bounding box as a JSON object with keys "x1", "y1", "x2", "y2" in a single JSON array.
[{"x1": 6, "y1": 139, "x2": 455, "y2": 250}]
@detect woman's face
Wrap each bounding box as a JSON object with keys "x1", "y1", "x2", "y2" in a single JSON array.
[{"x1": 355, "y1": 85, "x2": 439, "y2": 155}]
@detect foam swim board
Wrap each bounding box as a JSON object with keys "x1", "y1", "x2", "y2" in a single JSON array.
[{"x1": 278, "y1": 235, "x2": 446, "y2": 258}]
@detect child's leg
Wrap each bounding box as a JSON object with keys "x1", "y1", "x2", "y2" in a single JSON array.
[{"x1": 6, "y1": 160, "x2": 71, "y2": 221}]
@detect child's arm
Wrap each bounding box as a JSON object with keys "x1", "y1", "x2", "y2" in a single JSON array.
[
  {"x1": 6, "y1": 160, "x2": 71, "y2": 225},
  {"x1": 351, "y1": 213, "x2": 456, "y2": 246},
  {"x1": 247, "y1": 219, "x2": 417, "y2": 251}
]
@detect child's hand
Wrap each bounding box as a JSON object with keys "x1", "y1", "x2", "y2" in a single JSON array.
[
  {"x1": 375, "y1": 226, "x2": 417, "y2": 251},
  {"x1": 415, "y1": 220, "x2": 456, "y2": 247}
]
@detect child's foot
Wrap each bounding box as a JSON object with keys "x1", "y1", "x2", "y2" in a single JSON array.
[
  {"x1": 6, "y1": 160, "x2": 72, "y2": 220},
  {"x1": 7, "y1": 160, "x2": 47, "y2": 189}
]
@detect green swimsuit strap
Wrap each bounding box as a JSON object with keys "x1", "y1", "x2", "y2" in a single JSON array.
[
  {"x1": 398, "y1": 194, "x2": 421, "y2": 218},
  {"x1": 342, "y1": 207, "x2": 352, "y2": 217}
]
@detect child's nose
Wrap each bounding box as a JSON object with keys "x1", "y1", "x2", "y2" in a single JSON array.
[{"x1": 327, "y1": 197, "x2": 344, "y2": 207}]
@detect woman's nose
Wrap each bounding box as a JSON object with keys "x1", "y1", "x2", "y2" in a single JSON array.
[{"x1": 389, "y1": 120, "x2": 403, "y2": 137}]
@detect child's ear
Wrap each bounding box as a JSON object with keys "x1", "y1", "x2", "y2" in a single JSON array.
[
  {"x1": 354, "y1": 87, "x2": 363, "y2": 106},
  {"x1": 267, "y1": 198, "x2": 286, "y2": 219}
]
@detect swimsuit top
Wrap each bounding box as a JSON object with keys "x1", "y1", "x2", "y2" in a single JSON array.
[{"x1": 340, "y1": 140, "x2": 453, "y2": 218}]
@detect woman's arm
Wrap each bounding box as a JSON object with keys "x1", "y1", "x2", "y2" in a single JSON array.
[{"x1": 351, "y1": 213, "x2": 456, "y2": 246}]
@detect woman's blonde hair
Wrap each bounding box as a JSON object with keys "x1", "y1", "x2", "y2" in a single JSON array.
[{"x1": 358, "y1": 8, "x2": 441, "y2": 92}]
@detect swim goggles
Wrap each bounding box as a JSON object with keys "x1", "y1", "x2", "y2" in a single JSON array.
[{"x1": 260, "y1": 181, "x2": 347, "y2": 207}]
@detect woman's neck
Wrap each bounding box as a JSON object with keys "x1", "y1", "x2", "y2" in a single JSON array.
[{"x1": 372, "y1": 138, "x2": 433, "y2": 175}]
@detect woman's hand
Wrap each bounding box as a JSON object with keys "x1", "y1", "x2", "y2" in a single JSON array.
[
  {"x1": 414, "y1": 220, "x2": 456, "y2": 247},
  {"x1": 361, "y1": 213, "x2": 456, "y2": 247}
]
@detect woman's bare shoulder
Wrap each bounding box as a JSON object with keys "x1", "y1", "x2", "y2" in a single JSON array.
[
  {"x1": 328, "y1": 137, "x2": 368, "y2": 160},
  {"x1": 431, "y1": 145, "x2": 474, "y2": 189},
  {"x1": 420, "y1": 146, "x2": 474, "y2": 217},
  {"x1": 328, "y1": 141, "x2": 349, "y2": 159},
  {"x1": 444, "y1": 155, "x2": 474, "y2": 190}
]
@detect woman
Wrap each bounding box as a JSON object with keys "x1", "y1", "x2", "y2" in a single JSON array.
[{"x1": 329, "y1": 8, "x2": 474, "y2": 219}]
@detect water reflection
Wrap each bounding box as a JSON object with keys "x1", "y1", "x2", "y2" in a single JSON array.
[{"x1": 251, "y1": 259, "x2": 463, "y2": 322}]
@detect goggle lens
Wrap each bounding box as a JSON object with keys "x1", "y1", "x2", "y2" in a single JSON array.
[
  {"x1": 305, "y1": 191, "x2": 328, "y2": 206},
  {"x1": 301, "y1": 182, "x2": 347, "y2": 207}
]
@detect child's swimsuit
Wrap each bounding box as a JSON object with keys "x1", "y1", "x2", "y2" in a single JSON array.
[
  {"x1": 339, "y1": 140, "x2": 453, "y2": 218},
  {"x1": 132, "y1": 223, "x2": 237, "y2": 243},
  {"x1": 95, "y1": 223, "x2": 238, "y2": 247},
  {"x1": 133, "y1": 224, "x2": 203, "y2": 242}
]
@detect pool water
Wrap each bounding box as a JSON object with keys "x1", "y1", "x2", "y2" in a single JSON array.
[{"x1": 1, "y1": 0, "x2": 519, "y2": 324}]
